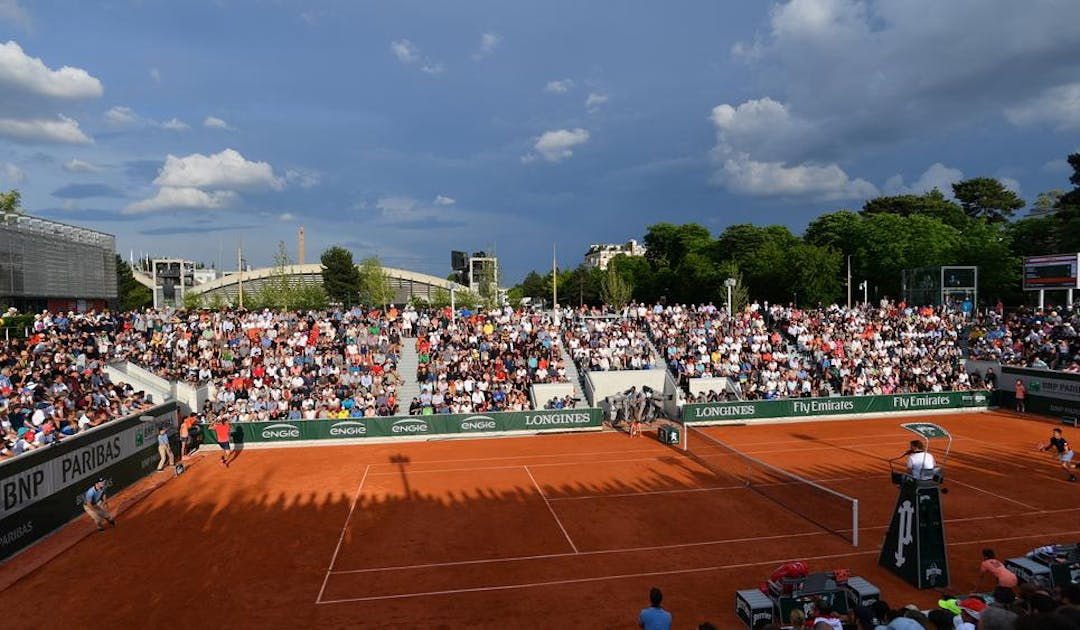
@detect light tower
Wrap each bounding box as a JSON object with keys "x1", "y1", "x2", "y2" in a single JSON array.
[{"x1": 298, "y1": 226, "x2": 306, "y2": 265}]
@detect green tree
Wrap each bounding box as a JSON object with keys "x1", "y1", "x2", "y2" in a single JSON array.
[
  {"x1": 716, "y1": 260, "x2": 749, "y2": 312},
  {"x1": 207, "y1": 292, "x2": 227, "y2": 311},
  {"x1": 861, "y1": 189, "x2": 967, "y2": 228},
  {"x1": 787, "y1": 244, "x2": 843, "y2": 306},
  {"x1": 600, "y1": 265, "x2": 633, "y2": 310},
  {"x1": 1032, "y1": 190, "x2": 1063, "y2": 215},
  {"x1": 116, "y1": 255, "x2": 152, "y2": 311},
  {"x1": 357, "y1": 256, "x2": 395, "y2": 308},
  {"x1": 320, "y1": 246, "x2": 361, "y2": 306},
  {"x1": 643, "y1": 223, "x2": 711, "y2": 270},
  {"x1": 0, "y1": 189, "x2": 22, "y2": 214},
  {"x1": 182, "y1": 291, "x2": 203, "y2": 310},
  {"x1": 954, "y1": 221, "x2": 1020, "y2": 304},
  {"x1": 803, "y1": 210, "x2": 862, "y2": 257},
  {"x1": 855, "y1": 214, "x2": 961, "y2": 298},
  {"x1": 951, "y1": 177, "x2": 1025, "y2": 223}
]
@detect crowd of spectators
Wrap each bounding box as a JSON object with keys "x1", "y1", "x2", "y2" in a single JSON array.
[
  {"x1": 411, "y1": 306, "x2": 568, "y2": 415},
  {"x1": 562, "y1": 305, "x2": 658, "y2": 372},
  {"x1": 1, "y1": 310, "x2": 155, "y2": 459},
  {"x1": 648, "y1": 301, "x2": 986, "y2": 401},
  {"x1": 968, "y1": 307, "x2": 1080, "y2": 371}
]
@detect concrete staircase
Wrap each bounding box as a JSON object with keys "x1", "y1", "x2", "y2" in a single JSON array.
[
  {"x1": 396, "y1": 337, "x2": 422, "y2": 410},
  {"x1": 560, "y1": 345, "x2": 588, "y2": 404}
]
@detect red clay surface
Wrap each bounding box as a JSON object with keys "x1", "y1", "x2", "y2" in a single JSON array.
[{"x1": 4, "y1": 410, "x2": 1079, "y2": 629}]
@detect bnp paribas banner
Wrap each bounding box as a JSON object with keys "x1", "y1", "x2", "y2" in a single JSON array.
[
  {"x1": 999, "y1": 366, "x2": 1080, "y2": 417},
  {"x1": 200, "y1": 408, "x2": 603, "y2": 444},
  {"x1": 683, "y1": 391, "x2": 992, "y2": 424}
]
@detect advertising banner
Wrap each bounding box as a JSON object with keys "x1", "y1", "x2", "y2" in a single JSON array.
[
  {"x1": 0, "y1": 403, "x2": 179, "y2": 561},
  {"x1": 683, "y1": 391, "x2": 992, "y2": 425},
  {"x1": 198, "y1": 408, "x2": 604, "y2": 445}
]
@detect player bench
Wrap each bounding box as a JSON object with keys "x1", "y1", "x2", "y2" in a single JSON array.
[{"x1": 1062, "y1": 416, "x2": 1078, "y2": 428}]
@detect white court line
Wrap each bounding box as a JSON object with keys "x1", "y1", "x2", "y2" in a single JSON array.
[
  {"x1": 524, "y1": 465, "x2": 578, "y2": 554},
  {"x1": 326, "y1": 505, "x2": 1080, "y2": 577},
  {"x1": 947, "y1": 478, "x2": 1041, "y2": 511},
  {"x1": 317, "y1": 529, "x2": 1080, "y2": 604},
  {"x1": 315, "y1": 464, "x2": 371, "y2": 604}
]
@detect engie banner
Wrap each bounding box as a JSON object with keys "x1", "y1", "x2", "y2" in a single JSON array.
[
  {"x1": 682, "y1": 391, "x2": 992, "y2": 425},
  {"x1": 0, "y1": 402, "x2": 179, "y2": 561},
  {"x1": 199, "y1": 408, "x2": 603, "y2": 445},
  {"x1": 998, "y1": 366, "x2": 1080, "y2": 417}
]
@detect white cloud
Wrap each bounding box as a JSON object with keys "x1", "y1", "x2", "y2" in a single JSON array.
[
  {"x1": 525, "y1": 128, "x2": 590, "y2": 163},
  {"x1": 105, "y1": 105, "x2": 138, "y2": 126},
  {"x1": 0, "y1": 1, "x2": 31, "y2": 30},
  {"x1": 203, "y1": 116, "x2": 232, "y2": 130},
  {"x1": 161, "y1": 117, "x2": 189, "y2": 131},
  {"x1": 544, "y1": 79, "x2": 573, "y2": 94},
  {"x1": 124, "y1": 186, "x2": 237, "y2": 214},
  {"x1": 585, "y1": 92, "x2": 608, "y2": 111},
  {"x1": 1005, "y1": 83, "x2": 1080, "y2": 131},
  {"x1": 0, "y1": 41, "x2": 101, "y2": 99},
  {"x1": 279, "y1": 212, "x2": 294, "y2": 221},
  {"x1": 708, "y1": 97, "x2": 871, "y2": 199},
  {"x1": 883, "y1": 163, "x2": 965, "y2": 196},
  {"x1": 716, "y1": 152, "x2": 879, "y2": 201},
  {"x1": 390, "y1": 39, "x2": 420, "y2": 64},
  {"x1": 285, "y1": 168, "x2": 320, "y2": 189},
  {"x1": 149, "y1": 67, "x2": 161, "y2": 84},
  {"x1": 153, "y1": 148, "x2": 284, "y2": 191},
  {"x1": 63, "y1": 158, "x2": 99, "y2": 173},
  {"x1": 390, "y1": 39, "x2": 444, "y2": 74},
  {"x1": 0, "y1": 115, "x2": 91, "y2": 144},
  {"x1": 999, "y1": 176, "x2": 1022, "y2": 195},
  {"x1": 473, "y1": 32, "x2": 501, "y2": 60},
  {"x1": 375, "y1": 196, "x2": 439, "y2": 222},
  {"x1": 433, "y1": 194, "x2": 455, "y2": 206},
  {"x1": 1, "y1": 161, "x2": 26, "y2": 185}
]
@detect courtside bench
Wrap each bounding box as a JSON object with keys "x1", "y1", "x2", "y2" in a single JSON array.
[{"x1": 1063, "y1": 416, "x2": 1078, "y2": 428}]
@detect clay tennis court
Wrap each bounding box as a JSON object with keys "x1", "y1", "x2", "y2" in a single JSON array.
[{"x1": 4, "y1": 410, "x2": 1079, "y2": 629}]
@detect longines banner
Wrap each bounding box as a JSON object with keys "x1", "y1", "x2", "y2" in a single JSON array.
[
  {"x1": 683, "y1": 391, "x2": 992, "y2": 425},
  {"x1": 0, "y1": 402, "x2": 179, "y2": 561},
  {"x1": 199, "y1": 408, "x2": 604, "y2": 445}
]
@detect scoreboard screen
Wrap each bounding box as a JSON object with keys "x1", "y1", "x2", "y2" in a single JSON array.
[{"x1": 1024, "y1": 254, "x2": 1080, "y2": 290}]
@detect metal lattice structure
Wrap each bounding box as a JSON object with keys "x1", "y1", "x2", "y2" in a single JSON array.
[{"x1": 0, "y1": 212, "x2": 117, "y2": 310}]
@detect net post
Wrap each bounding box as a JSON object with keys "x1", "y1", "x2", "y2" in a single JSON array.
[
  {"x1": 852, "y1": 499, "x2": 859, "y2": 548},
  {"x1": 681, "y1": 421, "x2": 688, "y2": 451}
]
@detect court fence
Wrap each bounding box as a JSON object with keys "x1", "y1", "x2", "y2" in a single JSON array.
[
  {"x1": 682, "y1": 390, "x2": 994, "y2": 425},
  {"x1": 0, "y1": 402, "x2": 180, "y2": 562},
  {"x1": 197, "y1": 408, "x2": 604, "y2": 446}
]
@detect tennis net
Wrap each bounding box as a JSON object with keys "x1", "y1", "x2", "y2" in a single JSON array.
[{"x1": 682, "y1": 425, "x2": 859, "y2": 547}]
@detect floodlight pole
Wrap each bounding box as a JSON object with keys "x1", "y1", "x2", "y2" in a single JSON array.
[
  {"x1": 725, "y1": 277, "x2": 737, "y2": 314},
  {"x1": 846, "y1": 255, "x2": 852, "y2": 309}
]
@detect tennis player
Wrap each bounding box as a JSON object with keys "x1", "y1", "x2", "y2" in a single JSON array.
[
  {"x1": 213, "y1": 416, "x2": 235, "y2": 468},
  {"x1": 1039, "y1": 428, "x2": 1078, "y2": 482}
]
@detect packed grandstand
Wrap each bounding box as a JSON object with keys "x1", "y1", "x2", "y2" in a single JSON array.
[{"x1": 4, "y1": 298, "x2": 1068, "y2": 459}]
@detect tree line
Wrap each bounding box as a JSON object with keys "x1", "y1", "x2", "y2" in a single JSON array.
[{"x1": 510, "y1": 154, "x2": 1080, "y2": 308}]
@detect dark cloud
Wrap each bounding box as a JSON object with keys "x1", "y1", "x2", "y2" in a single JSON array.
[{"x1": 52, "y1": 183, "x2": 126, "y2": 199}]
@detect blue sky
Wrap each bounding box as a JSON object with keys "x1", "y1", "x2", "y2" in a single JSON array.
[{"x1": 1, "y1": 0, "x2": 1078, "y2": 283}]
